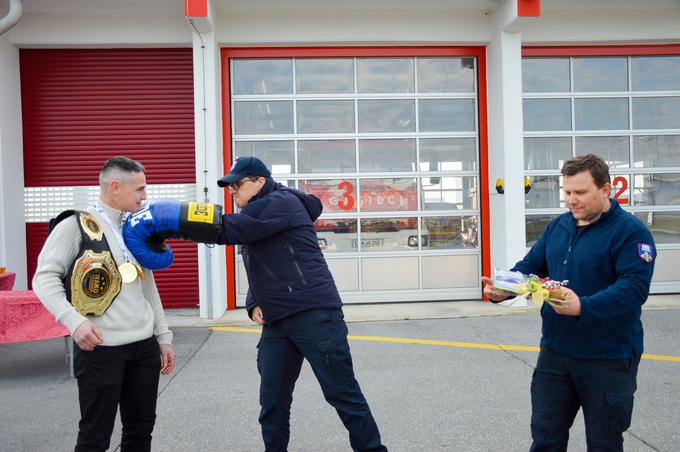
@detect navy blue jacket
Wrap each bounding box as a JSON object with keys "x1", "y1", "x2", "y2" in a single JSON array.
[
  {"x1": 513, "y1": 199, "x2": 655, "y2": 359},
  {"x1": 219, "y1": 178, "x2": 342, "y2": 324}
]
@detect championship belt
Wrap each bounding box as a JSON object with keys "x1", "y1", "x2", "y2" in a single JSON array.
[{"x1": 59, "y1": 211, "x2": 122, "y2": 316}]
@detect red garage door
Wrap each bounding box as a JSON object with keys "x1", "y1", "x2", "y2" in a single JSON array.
[{"x1": 21, "y1": 48, "x2": 198, "y2": 308}]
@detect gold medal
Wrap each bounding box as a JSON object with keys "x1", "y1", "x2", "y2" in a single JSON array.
[
  {"x1": 134, "y1": 262, "x2": 145, "y2": 280},
  {"x1": 119, "y1": 262, "x2": 138, "y2": 284}
]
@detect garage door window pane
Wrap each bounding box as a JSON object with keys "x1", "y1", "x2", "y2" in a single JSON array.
[
  {"x1": 632, "y1": 97, "x2": 680, "y2": 129},
  {"x1": 522, "y1": 58, "x2": 570, "y2": 92},
  {"x1": 632, "y1": 56, "x2": 680, "y2": 91},
  {"x1": 523, "y1": 99, "x2": 572, "y2": 131},
  {"x1": 575, "y1": 98, "x2": 629, "y2": 130},
  {"x1": 360, "y1": 178, "x2": 417, "y2": 212},
  {"x1": 526, "y1": 214, "x2": 559, "y2": 247},
  {"x1": 524, "y1": 137, "x2": 572, "y2": 170},
  {"x1": 360, "y1": 217, "x2": 419, "y2": 251},
  {"x1": 233, "y1": 141, "x2": 294, "y2": 174},
  {"x1": 573, "y1": 57, "x2": 627, "y2": 92},
  {"x1": 422, "y1": 176, "x2": 477, "y2": 210},
  {"x1": 634, "y1": 212, "x2": 680, "y2": 244},
  {"x1": 634, "y1": 173, "x2": 680, "y2": 206},
  {"x1": 296, "y1": 59, "x2": 354, "y2": 94},
  {"x1": 357, "y1": 58, "x2": 414, "y2": 93},
  {"x1": 525, "y1": 175, "x2": 562, "y2": 208},
  {"x1": 574, "y1": 136, "x2": 630, "y2": 168},
  {"x1": 417, "y1": 58, "x2": 475, "y2": 93},
  {"x1": 423, "y1": 216, "x2": 478, "y2": 249},
  {"x1": 297, "y1": 100, "x2": 355, "y2": 133},
  {"x1": 299, "y1": 179, "x2": 357, "y2": 213},
  {"x1": 315, "y1": 218, "x2": 358, "y2": 252},
  {"x1": 420, "y1": 138, "x2": 477, "y2": 172},
  {"x1": 419, "y1": 99, "x2": 476, "y2": 132},
  {"x1": 358, "y1": 99, "x2": 415, "y2": 133},
  {"x1": 299, "y1": 140, "x2": 356, "y2": 173},
  {"x1": 233, "y1": 59, "x2": 292, "y2": 95},
  {"x1": 633, "y1": 135, "x2": 680, "y2": 168},
  {"x1": 359, "y1": 139, "x2": 415, "y2": 172},
  {"x1": 233, "y1": 101, "x2": 293, "y2": 135}
]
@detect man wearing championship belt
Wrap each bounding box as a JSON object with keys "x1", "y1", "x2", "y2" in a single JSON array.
[{"x1": 33, "y1": 156, "x2": 175, "y2": 452}]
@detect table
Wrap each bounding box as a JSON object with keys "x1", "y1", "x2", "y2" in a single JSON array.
[{"x1": 0, "y1": 290, "x2": 69, "y2": 343}]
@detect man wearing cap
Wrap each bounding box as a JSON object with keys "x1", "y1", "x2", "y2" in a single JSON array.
[{"x1": 216, "y1": 156, "x2": 387, "y2": 452}]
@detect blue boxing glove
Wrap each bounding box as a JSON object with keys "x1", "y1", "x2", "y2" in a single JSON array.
[{"x1": 123, "y1": 199, "x2": 224, "y2": 270}]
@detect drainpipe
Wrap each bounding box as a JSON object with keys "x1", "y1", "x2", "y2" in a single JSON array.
[{"x1": 0, "y1": 0, "x2": 22, "y2": 36}]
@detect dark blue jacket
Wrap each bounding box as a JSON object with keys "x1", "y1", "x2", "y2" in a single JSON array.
[
  {"x1": 513, "y1": 199, "x2": 655, "y2": 359},
  {"x1": 219, "y1": 178, "x2": 342, "y2": 324}
]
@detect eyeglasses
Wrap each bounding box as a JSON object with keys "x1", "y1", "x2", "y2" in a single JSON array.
[{"x1": 228, "y1": 177, "x2": 258, "y2": 192}]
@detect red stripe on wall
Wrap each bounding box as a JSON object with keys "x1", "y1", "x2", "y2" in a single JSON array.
[
  {"x1": 20, "y1": 49, "x2": 196, "y2": 187},
  {"x1": 517, "y1": 0, "x2": 540, "y2": 17},
  {"x1": 26, "y1": 224, "x2": 198, "y2": 308}
]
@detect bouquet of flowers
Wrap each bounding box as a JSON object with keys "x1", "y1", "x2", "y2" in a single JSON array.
[{"x1": 492, "y1": 269, "x2": 569, "y2": 308}]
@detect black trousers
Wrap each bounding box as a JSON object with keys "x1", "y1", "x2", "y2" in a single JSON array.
[
  {"x1": 530, "y1": 346, "x2": 640, "y2": 452},
  {"x1": 74, "y1": 336, "x2": 161, "y2": 452},
  {"x1": 257, "y1": 308, "x2": 387, "y2": 452}
]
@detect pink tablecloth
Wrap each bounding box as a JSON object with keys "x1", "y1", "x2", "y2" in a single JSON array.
[
  {"x1": 0, "y1": 272, "x2": 16, "y2": 291},
  {"x1": 0, "y1": 290, "x2": 69, "y2": 343}
]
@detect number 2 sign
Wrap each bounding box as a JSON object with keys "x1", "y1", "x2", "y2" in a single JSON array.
[{"x1": 612, "y1": 176, "x2": 629, "y2": 205}]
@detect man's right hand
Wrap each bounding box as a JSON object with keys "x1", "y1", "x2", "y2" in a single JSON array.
[
  {"x1": 481, "y1": 276, "x2": 512, "y2": 302},
  {"x1": 73, "y1": 320, "x2": 104, "y2": 351},
  {"x1": 251, "y1": 306, "x2": 266, "y2": 326}
]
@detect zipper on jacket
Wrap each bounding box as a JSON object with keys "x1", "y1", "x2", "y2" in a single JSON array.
[{"x1": 287, "y1": 242, "x2": 308, "y2": 285}]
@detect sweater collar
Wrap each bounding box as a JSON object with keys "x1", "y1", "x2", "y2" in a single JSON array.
[
  {"x1": 563, "y1": 197, "x2": 620, "y2": 229},
  {"x1": 96, "y1": 198, "x2": 127, "y2": 226}
]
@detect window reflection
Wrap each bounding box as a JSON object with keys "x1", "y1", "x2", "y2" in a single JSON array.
[
  {"x1": 574, "y1": 136, "x2": 629, "y2": 168},
  {"x1": 423, "y1": 216, "x2": 478, "y2": 249},
  {"x1": 296, "y1": 59, "x2": 354, "y2": 94},
  {"x1": 525, "y1": 214, "x2": 560, "y2": 247},
  {"x1": 632, "y1": 56, "x2": 680, "y2": 91},
  {"x1": 634, "y1": 173, "x2": 680, "y2": 206},
  {"x1": 314, "y1": 218, "x2": 357, "y2": 252},
  {"x1": 419, "y1": 99, "x2": 476, "y2": 132},
  {"x1": 633, "y1": 135, "x2": 680, "y2": 168},
  {"x1": 523, "y1": 99, "x2": 572, "y2": 131},
  {"x1": 297, "y1": 100, "x2": 355, "y2": 134},
  {"x1": 420, "y1": 138, "x2": 477, "y2": 171},
  {"x1": 522, "y1": 58, "x2": 570, "y2": 92},
  {"x1": 233, "y1": 141, "x2": 294, "y2": 174},
  {"x1": 634, "y1": 211, "x2": 680, "y2": 244},
  {"x1": 359, "y1": 139, "x2": 415, "y2": 172},
  {"x1": 233, "y1": 101, "x2": 294, "y2": 135},
  {"x1": 359, "y1": 178, "x2": 417, "y2": 212},
  {"x1": 573, "y1": 57, "x2": 628, "y2": 92},
  {"x1": 298, "y1": 140, "x2": 356, "y2": 173},
  {"x1": 525, "y1": 176, "x2": 563, "y2": 209},
  {"x1": 299, "y1": 179, "x2": 357, "y2": 213},
  {"x1": 524, "y1": 137, "x2": 572, "y2": 170},
  {"x1": 357, "y1": 58, "x2": 414, "y2": 93},
  {"x1": 233, "y1": 59, "x2": 293, "y2": 95},
  {"x1": 417, "y1": 58, "x2": 475, "y2": 93},
  {"x1": 422, "y1": 177, "x2": 477, "y2": 210},
  {"x1": 358, "y1": 99, "x2": 416, "y2": 133},
  {"x1": 632, "y1": 97, "x2": 680, "y2": 130},
  {"x1": 360, "y1": 217, "x2": 419, "y2": 251},
  {"x1": 575, "y1": 98, "x2": 629, "y2": 130}
]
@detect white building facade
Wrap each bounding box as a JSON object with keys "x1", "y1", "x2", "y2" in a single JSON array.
[{"x1": 1, "y1": 0, "x2": 678, "y2": 318}]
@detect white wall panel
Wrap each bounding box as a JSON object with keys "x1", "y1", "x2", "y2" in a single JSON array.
[
  {"x1": 326, "y1": 258, "x2": 359, "y2": 292},
  {"x1": 422, "y1": 255, "x2": 479, "y2": 289},
  {"x1": 362, "y1": 257, "x2": 418, "y2": 290}
]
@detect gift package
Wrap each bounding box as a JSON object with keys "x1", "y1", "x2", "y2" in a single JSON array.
[{"x1": 491, "y1": 269, "x2": 569, "y2": 308}]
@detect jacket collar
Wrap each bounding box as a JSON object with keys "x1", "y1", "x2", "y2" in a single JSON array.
[{"x1": 560, "y1": 197, "x2": 620, "y2": 231}]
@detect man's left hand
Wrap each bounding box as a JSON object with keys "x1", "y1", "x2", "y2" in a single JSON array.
[
  {"x1": 551, "y1": 286, "x2": 581, "y2": 316},
  {"x1": 160, "y1": 344, "x2": 176, "y2": 375}
]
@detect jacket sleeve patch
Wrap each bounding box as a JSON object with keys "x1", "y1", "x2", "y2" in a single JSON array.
[{"x1": 637, "y1": 242, "x2": 654, "y2": 263}]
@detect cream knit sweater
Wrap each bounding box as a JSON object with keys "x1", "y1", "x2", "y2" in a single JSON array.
[{"x1": 32, "y1": 200, "x2": 173, "y2": 346}]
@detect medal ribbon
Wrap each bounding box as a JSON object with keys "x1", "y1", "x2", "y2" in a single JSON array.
[{"x1": 93, "y1": 202, "x2": 135, "y2": 264}]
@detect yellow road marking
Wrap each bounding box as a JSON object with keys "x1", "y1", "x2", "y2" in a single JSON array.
[{"x1": 210, "y1": 327, "x2": 680, "y2": 362}]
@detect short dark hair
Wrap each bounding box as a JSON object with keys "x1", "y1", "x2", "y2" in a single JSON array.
[
  {"x1": 561, "y1": 154, "x2": 610, "y2": 188},
  {"x1": 99, "y1": 156, "x2": 145, "y2": 189}
]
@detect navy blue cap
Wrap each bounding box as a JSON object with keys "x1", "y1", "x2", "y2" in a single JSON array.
[{"x1": 217, "y1": 156, "x2": 271, "y2": 187}]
